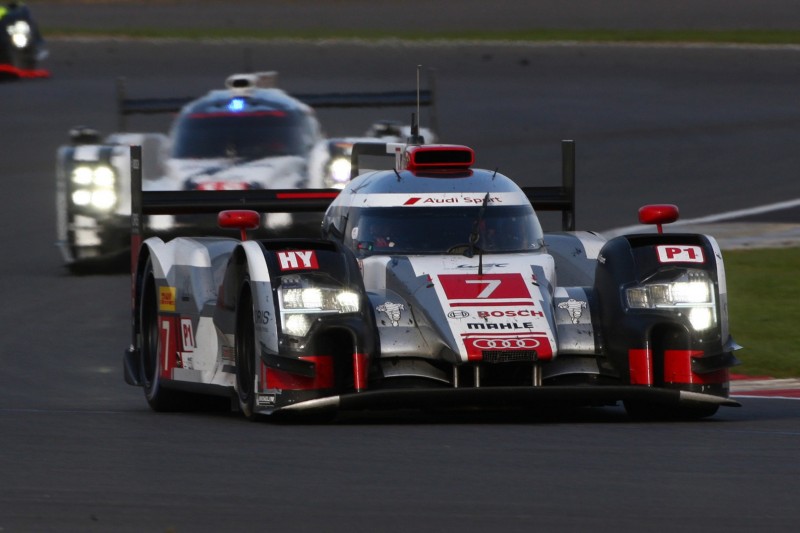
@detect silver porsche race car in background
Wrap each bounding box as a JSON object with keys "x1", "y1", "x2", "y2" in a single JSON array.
[
  {"x1": 123, "y1": 138, "x2": 741, "y2": 422},
  {"x1": 55, "y1": 71, "x2": 436, "y2": 272}
]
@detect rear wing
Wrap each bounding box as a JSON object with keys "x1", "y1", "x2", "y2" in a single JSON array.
[
  {"x1": 128, "y1": 145, "x2": 340, "y2": 268},
  {"x1": 129, "y1": 138, "x2": 575, "y2": 269},
  {"x1": 350, "y1": 140, "x2": 577, "y2": 231},
  {"x1": 116, "y1": 75, "x2": 437, "y2": 131}
]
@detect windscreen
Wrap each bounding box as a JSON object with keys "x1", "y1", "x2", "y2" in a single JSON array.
[
  {"x1": 170, "y1": 111, "x2": 313, "y2": 159},
  {"x1": 347, "y1": 205, "x2": 544, "y2": 256}
]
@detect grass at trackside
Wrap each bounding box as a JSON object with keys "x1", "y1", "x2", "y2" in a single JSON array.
[
  {"x1": 47, "y1": 28, "x2": 800, "y2": 46},
  {"x1": 724, "y1": 247, "x2": 800, "y2": 378}
]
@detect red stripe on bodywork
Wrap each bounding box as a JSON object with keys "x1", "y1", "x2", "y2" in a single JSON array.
[
  {"x1": 353, "y1": 352, "x2": 369, "y2": 391},
  {"x1": 276, "y1": 192, "x2": 339, "y2": 200},
  {"x1": 449, "y1": 300, "x2": 535, "y2": 307},
  {"x1": 628, "y1": 349, "x2": 653, "y2": 385},
  {"x1": 664, "y1": 350, "x2": 728, "y2": 385},
  {"x1": 265, "y1": 355, "x2": 334, "y2": 390}
]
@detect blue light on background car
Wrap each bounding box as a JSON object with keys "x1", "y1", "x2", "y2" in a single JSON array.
[{"x1": 227, "y1": 98, "x2": 246, "y2": 112}]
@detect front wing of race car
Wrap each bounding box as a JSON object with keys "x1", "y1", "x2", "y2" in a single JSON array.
[{"x1": 279, "y1": 385, "x2": 739, "y2": 417}]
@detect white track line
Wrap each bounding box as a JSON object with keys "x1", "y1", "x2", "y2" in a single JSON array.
[{"x1": 607, "y1": 198, "x2": 800, "y2": 236}]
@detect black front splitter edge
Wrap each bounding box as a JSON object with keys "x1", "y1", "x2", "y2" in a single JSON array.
[{"x1": 277, "y1": 385, "x2": 740, "y2": 415}]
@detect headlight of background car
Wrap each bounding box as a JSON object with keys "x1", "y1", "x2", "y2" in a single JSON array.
[
  {"x1": 625, "y1": 269, "x2": 717, "y2": 331},
  {"x1": 327, "y1": 157, "x2": 351, "y2": 189},
  {"x1": 8, "y1": 20, "x2": 32, "y2": 49},
  {"x1": 71, "y1": 165, "x2": 117, "y2": 210},
  {"x1": 278, "y1": 275, "x2": 360, "y2": 337}
]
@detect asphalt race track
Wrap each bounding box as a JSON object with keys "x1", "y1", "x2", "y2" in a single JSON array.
[{"x1": 2, "y1": 2, "x2": 800, "y2": 531}]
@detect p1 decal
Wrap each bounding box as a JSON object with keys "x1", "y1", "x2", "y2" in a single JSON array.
[
  {"x1": 438, "y1": 273, "x2": 533, "y2": 307},
  {"x1": 276, "y1": 250, "x2": 319, "y2": 271},
  {"x1": 180, "y1": 318, "x2": 196, "y2": 352},
  {"x1": 656, "y1": 245, "x2": 705, "y2": 264},
  {"x1": 159, "y1": 287, "x2": 176, "y2": 312}
]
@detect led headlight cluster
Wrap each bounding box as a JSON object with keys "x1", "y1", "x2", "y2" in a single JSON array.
[
  {"x1": 8, "y1": 20, "x2": 31, "y2": 49},
  {"x1": 626, "y1": 269, "x2": 717, "y2": 331},
  {"x1": 277, "y1": 275, "x2": 360, "y2": 337},
  {"x1": 71, "y1": 165, "x2": 117, "y2": 210}
]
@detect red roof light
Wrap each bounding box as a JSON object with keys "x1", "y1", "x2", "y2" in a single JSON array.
[
  {"x1": 402, "y1": 145, "x2": 475, "y2": 171},
  {"x1": 639, "y1": 204, "x2": 679, "y2": 234},
  {"x1": 218, "y1": 210, "x2": 261, "y2": 240}
]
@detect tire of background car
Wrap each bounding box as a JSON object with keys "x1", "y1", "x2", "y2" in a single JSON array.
[
  {"x1": 235, "y1": 277, "x2": 261, "y2": 421},
  {"x1": 139, "y1": 257, "x2": 186, "y2": 411}
]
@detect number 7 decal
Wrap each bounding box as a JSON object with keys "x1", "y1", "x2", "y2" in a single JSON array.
[
  {"x1": 438, "y1": 273, "x2": 534, "y2": 306},
  {"x1": 465, "y1": 278, "x2": 502, "y2": 298},
  {"x1": 160, "y1": 319, "x2": 171, "y2": 372}
]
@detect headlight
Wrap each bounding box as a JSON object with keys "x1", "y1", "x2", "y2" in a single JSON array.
[
  {"x1": 71, "y1": 165, "x2": 116, "y2": 187},
  {"x1": 278, "y1": 277, "x2": 360, "y2": 337},
  {"x1": 281, "y1": 287, "x2": 360, "y2": 313},
  {"x1": 626, "y1": 269, "x2": 717, "y2": 331},
  {"x1": 328, "y1": 157, "x2": 351, "y2": 187},
  {"x1": 70, "y1": 165, "x2": 118, "y2": 210},
  {"x1": 9, "y1": 20, "x2": 31, "y2": 49}
]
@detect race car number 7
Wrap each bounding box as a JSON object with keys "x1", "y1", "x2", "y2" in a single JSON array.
[
  {"x1": 464, "y1": 279, "x2": 502, "y2": 298},
  {"x1": 437, "y1": 273, "x2": 533, "y2": 303}
]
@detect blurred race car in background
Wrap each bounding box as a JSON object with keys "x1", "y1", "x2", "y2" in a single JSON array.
[
  {"x1": 308, "y1": 120, "x2": 436, "y2": 189},
  {"x1": 123, "y1": 139, "x2": 741, "y2": 422},
  {"x1": 55, "y1": 71, "x2": 436, "y2": 272},
  {"x1": 0, "y1": 2, "x2": 48, "y2": 79}
]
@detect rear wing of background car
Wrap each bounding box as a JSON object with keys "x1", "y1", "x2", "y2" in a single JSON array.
[
  {"x1": 350, "y1": 140, "x2": 577, "y2": 231},
  {"x1": 115, "y1": 74, "x2": 437, "y2": 131}
]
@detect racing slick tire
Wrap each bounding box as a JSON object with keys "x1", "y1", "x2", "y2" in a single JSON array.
[
  {"x1": 139, "y1": 258, "x2": 188, "y2": 411},
  {"x1": 235, "y1": 279, "x2": 262, "y2": 421}
]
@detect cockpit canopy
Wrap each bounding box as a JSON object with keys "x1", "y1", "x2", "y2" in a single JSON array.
[
  {"x1": 169, "y1": 94, "x2": 320, "y2": 160},
  {"x1": 342, "y1": 204, "x2": 544, "y2": 256},
  {"x1": 322, "y1": 144, "x2": 549, "y2": 256}
]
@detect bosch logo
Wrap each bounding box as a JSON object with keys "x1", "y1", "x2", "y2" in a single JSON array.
[
  {"x1": 471, "y1": 338, "x2": 540, "y2": 349},
  {"x1": 448, "y1": 310, "x2": 470, "y2": 319}
]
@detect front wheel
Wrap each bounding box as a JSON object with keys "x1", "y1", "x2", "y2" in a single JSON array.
[{"x1": 235, "y1": 281, "x2": 261, "y2": 421}]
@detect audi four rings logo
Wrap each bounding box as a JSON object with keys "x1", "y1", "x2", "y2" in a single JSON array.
[{"x1": 471, "y1": 338, "x2": 540, "y2": 349}]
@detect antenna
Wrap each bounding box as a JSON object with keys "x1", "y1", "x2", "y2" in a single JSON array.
[
  {"x1": 416, "y1": 64, "x2": 421, "y2": 127},
  {"x1": 407, "y1": 65, "x2": 426, "y2": 145}
]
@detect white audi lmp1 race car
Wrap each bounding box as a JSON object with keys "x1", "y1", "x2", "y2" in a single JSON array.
[
  {"x1": 123, "y1": 140, "x2": 741, "y2": 421},
  {"x1": 56, "y1": 72, "x2": 435, "y2": 272}
]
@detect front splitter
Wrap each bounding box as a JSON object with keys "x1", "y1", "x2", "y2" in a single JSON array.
[{"x1": 277, "y1": 385, "x2": 740, "y2": 415}]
